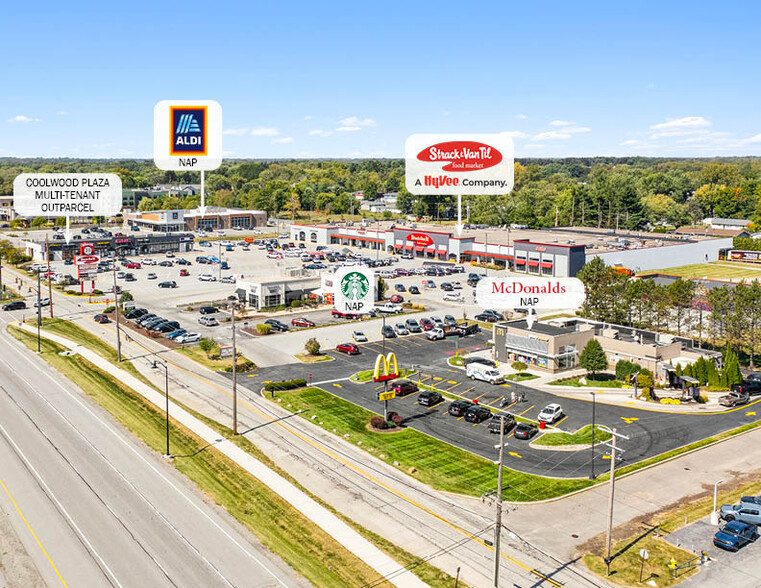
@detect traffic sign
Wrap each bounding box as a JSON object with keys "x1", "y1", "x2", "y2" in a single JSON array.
[
  {"x1": 378, "y1": 391, "x2": 396, "y2": 401},
  {"x1": 639, "y1": 549, "x2": 649, "y2": 560}
]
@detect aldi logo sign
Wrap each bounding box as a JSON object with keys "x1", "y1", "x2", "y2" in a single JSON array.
[
  {"x1": 405, "y1": 133, "x2": 514, "y2": 196},
  {"x1": 170, "y1": 106, "x2": 207, "y2": 155}
]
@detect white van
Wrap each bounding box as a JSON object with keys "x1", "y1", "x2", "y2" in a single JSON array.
[{"x1": 466, "y1": 363, "x2": 505, "y2": 385}]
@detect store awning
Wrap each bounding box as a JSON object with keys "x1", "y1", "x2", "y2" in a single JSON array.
[
  {"x1": 515, "y1": 259, "x2": 526, "y2": 265},
  {"x1": 437, "y1": 246, "x2": 447, "y2": 253},
  {"x1": 404, "y1": 244, "x2": 414, "y2": 250},
  {"x1": 528, "y1": 260, "x2": 540, "y2": 267},
  {"x1": 426, "y1": 245, "x2": 436, "y2": 252},
  {"x1": 310, "y1": 287, "x2": 330, "y2": 296},
  {"x1": 415, "y1": 246, "x2": 425, "y2": 252},
  {"x1": 541, "y1": 262, "x2": 553, "y2": 269}
]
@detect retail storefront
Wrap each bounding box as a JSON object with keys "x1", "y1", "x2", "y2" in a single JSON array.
[{"x1": 25, "y1": 233, "x2": 195, "y2": 262}]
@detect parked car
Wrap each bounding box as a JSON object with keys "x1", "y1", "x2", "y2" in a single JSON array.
[
  {"x1": 466, "y1": 363, "x2": 504, "y2": 384},
  {"x1": 158, "y1": 260, "x2": 173, "y2": 267},
  {"x1": 418, "y1": 389, "x2": 442, "y2": 406},
  {"x1": 464, "y1": 357, "x2": 497, "y2": 368},
  {"x1": 179, "y1": 269, "x2": 190, "y2": 276},
  {"x1": 408, "y1": 286, "x2": 420, "y2": 295},
  {"x1": 123, "y1": 262, "x2": 141, "y2": 269},
  {"x1": 381, "y1": 325, "x2": 397, "y2": 338},
  {"x1": 124, "y1": 308, "x2": 147, "y2": 319},
  {"x1": 423, "y1": 280, "x2": 436, "y2": 288},
  {"x1": 394, "y1": 323, "x2": 409, "y2": 336},
  {"x1": 448, "y1": 400, "x2": 473, "y2": 417},
  {"x1": 455, "y1": 323, "x2": 481, "y2": 337},
  {"x1": 116, "y1": 271, "x2": 126, "y2": 279},
  {"x1": 291, "y1": 317, "x2": 316, "y2": 328},
  {"x1": 721, "y1": 504, "x2": 761, "y2": 525},
  {"x1": 220, "y1": 276, "x2": 236, "y2": 284},
  {"x1": 389, "y1": 294, "x2": 404, "y2": 304},
  {"x1": 475, "y1": 310, "x2": 503, "y2": 322},
  {"x1": 443, "y1": 293, "x2": 464, "y2": 302},
  {"x1": 394, "y1": 284, "x2": 406, "y2": 292},
  {"x1": 431, "y1": 316, "x2": 444, "y2": 327},
  {"x1": 405, "y1": 318, "x2": 422, "y2": 333},
  {"x1": 198, "y1": 274, "x2": 216, "y2": 282},
  {"x1": 263, "y1": 318, "x2": 289, "y2": 332},
  {"x1": 426, "y1": 328, "x2": 445, "y2": 341},
  {"x1": 464, "y1": 405, "x2": 492, "y2": 424},
  {"x1": 93, "y1": 313, "x2": 109, "y2": 324},
  {"x1": 352, "y1": 330, "x2": 368, "y2": 343},
  {"x1": 513, "y1": 422, "x2": 539, "y2": 440},
  {"x1": 135, "y1": 313, "x2": 157, "y2": 326},
  {"x1": 444, "y1": 315, "x2": 457, "y2": 326},
  {"x1": 175, "y1": 258, "x2": 191, "y2": 265},
  {"x1": 488, "y1": 415, "x2": 516, "y2": 434},
  {"x1": 419, "y1": 318, "x2": 434, "y2": 331},
  {"x1": 199, "y1": 306, "x2": 218, "y2": 315},
  {"x1": 390, "y1": 380, "x2": 418, "y2": 396},
  {"x1": 741, "y1": 495, "x2": 761, "y2": 506},
  {"x1": 176, "y1": 332, "x2": 201, "y2": 344},
  {"x1": 124, "y1": 273, "x2": 136, "y2": 281},
  {"x1": 719, "y1": 391, "x2": 750, "y2": 407},
  {"x1": 158, "y1": 280, "x2": 177, "y2": 288},
  {"x1": 538, "y1": 404, "x2": 564, "y2": 424},
  {"x1": 731, "y1": 380, "x2": 761, "y2": 396},
  {"x1": 713, "y1": 520, "x2": 759, "y2": 551},
  {"x1": 199, "y1": 316, "x2": 219, "y2": 327},
  {"x1": 336, "y1": 343, "x2": 360, "y2": 355},
  {"x1": 375, "y1": 302, "x2": 403, "y2": 314},
  {"x1": 166, "y1": 329, "x2": 188, "y2": 340}
]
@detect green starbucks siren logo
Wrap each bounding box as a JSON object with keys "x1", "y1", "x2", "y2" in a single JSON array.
[{"x1": 341, "y1": 271, "x2": 369, "y2": 301}]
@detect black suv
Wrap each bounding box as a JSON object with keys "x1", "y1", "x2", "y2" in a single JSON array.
[
  {"x1": 381, "y1": 325, "x2": 396, "y2": 338},
  {"x1": 265, "y1": 319, "x2": 289, "y2": 332},
  {"x1": 125, "y1": 308, "x2": 148, "y2": 319},
  {"x1": 390, "y1": 380, "x2": 418, "y2": 396},
  {"x1": 417, "y1": 390, "x2": 442, "y2": 406},
  {"x1": 199, "y1": 306, "x2": 218, "y2": 315},
  {"x1": 2, "y1": 300, "x2": 26, "y2": 311},
  {"x1": 488, "y1": 414, "x2": 516, "y2": 434},
  {"x1": 475, "y1": 310, "x2": 502, "y2": 322},
  {"x1": 464, "y1": 405, "x2": 492, "y2": 424},
  {"x1": 464, "y1": 357, "x2": 496, "y2": 368},
  {"x1": 448, "y1": 400, "x2": 473, "y2": 417}
]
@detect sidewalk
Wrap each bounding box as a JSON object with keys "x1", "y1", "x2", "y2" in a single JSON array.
[{"x1": 16, "y1": 322, "x2": 426, "y2": 588}]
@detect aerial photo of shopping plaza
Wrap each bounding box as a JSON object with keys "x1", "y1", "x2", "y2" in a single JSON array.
[{"x1": 3, "y1": 2, "x2": 761, "y2": 588}]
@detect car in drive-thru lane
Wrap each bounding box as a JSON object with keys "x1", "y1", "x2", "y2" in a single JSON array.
[{"x1": 417, "y1": 390, "x2": 442, "y2": 406}]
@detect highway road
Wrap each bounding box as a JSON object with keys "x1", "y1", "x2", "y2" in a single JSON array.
[{"x1": 0, "y1": 313, "x2": 304, "y2": 588}]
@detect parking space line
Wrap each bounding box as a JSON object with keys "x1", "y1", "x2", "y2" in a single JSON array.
[
  {"x1": 445, "y1": 382, "x2": 461, "y2": 391},
  {"x1": 473, "y1": 391, "x2": 489, "y2": 401},
  {"x1": 517, "y1": 404, "x2": 535, "y2": 416},
  {"x1": 486, "y1": 396, "x2": 504, "y2": 407},
  {"x1": 446, "y1": 380, "x2": 458, "y2": 385},
  {"x1": 471, "y1": 422, "x2": 480, "y2": 427},
  {"x1": 552, "y1": 415, "x2": 568, "y2": 428},
  {"x1": 460, "y1": 386, "x2": 475, "y2": 396},
  {"x1": 501, "y1": 401, "x2": 516, "y2": 410},
  {"x1": 432, "y1": 376, "x2": 443, "y2": 381},
  {"x1": 418, "y1": 374, "x2": 432, "y2": 384},
  {"x1": 457, "y1": 416, "x2": 465, "y2": 421}
]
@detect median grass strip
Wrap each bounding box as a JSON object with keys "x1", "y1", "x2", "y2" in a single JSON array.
[
  {"x1": 7, "y1": 327, "x2": 404, "y2": 587},
  {"x1": 533, "y1": 425, "x2": 612, "y2": 447},
  {"x1": 176, "y1": 345, "x2": 256, "y2": 372},
  {"x1": 350, "y1": 368, "x2": 415, "y2": 383},
  {"x1": 270, "y1": 386, "x2": 593, "y2": 501},
  {"x1": 505, "y1": 373, "x2": 538, "y2": 382}
]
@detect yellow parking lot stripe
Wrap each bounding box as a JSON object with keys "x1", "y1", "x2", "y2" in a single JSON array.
[
  {"x1": 446, "y1": 382, "x2": 461, "y2": 391},
  {"x1": 433, "y1": 376, "x2": 443, "y2": 381},
  {"x1": 333, "y1": 383, "x2": 342, "y2": 388},
  {"x1": 457, "y1": 416, "x2": 465, "y2": 421},
  {"x1": 508, "y1": 451, "x2": 522, "y2": 458},
  {"x1": 419, "y1": 374, "x2": 432, "y2": 383},
  {"x1": 461, "y1": 386, "x2": 475, "y2": 396},
  {"x1": 486, "y1": 397, "x2": 503, "y2": 407},
  {"x1": 446, "y1": 380, "x2": 458, "y2": 385},
  {"x1": 472, "y1": 422, "x2": 480, "y2": 427},
  {"x1": 552, "y1": 415, "x2": 568, "y2": 428},
  {"x1": 473, "y1": 391, "x2": 489, "y2": 401},
  {"x1": 518, "y1": 404, "x2": 535, "y2": 416}
]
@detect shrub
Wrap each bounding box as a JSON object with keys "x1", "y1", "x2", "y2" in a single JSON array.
[
  {"x1": 256, "y1": 323, "x2": 273, "y2": 335},
  {"x1": 511, "y1": 361, "x2": 527, "y2": 374},
  {"x1": 387, "y1": 411, "x2": 399, "y2": 422},
  {"x1": 615, "y1": 360, "x2": 641, "y2": 381},
  {"x1": 697, "y1": 392, "x2": 709, "y2": 404},
  {"x1": 199, "y1": 337, "x2": 217, "y2": 357},
  {"x1": 370, "y1": 416, "x2": 387, "y2": 430},
  {"x1": 264, "y1": 379, "x2": 307, "y2": 392},
  {"x1": 390, "y1": 413, "x2": 404, "y2": 426},
  {"x1": 92, "y1": 289, "x2": 103, "y2": 295},
  {"x1": 103, "y1": 305, "x2": 115, "y2": 314},
  {"x1": 304, "y1": 337, "x2": 321, "y2": 356},
  {"x1": 120, "y1": 291, "x2": 134, "y2": 303}
]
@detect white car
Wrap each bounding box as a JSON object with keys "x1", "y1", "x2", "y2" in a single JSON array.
[
  {"x1": 147, "y1": 272, "x2": 157, "y2": 280},
  {"x1": 443, "y1": 293, "x2": 464, "y2": 302},
  {"x1": 175, "y1": 332, "x2": 201, "y2": 344},
  {"x1": 352, "y1": 330, "x2": 368, "y2": 343},
  {"x1": 220, "y1": 240, "x2": 233, "y2": 247},
  {"x1": 426, "y1": 328, "x2": 445, "y2": 341},
  {"x1": 141, "y1": 258, "x2": 156, "y2": 265},
  {"x1": 199, "y1": 316, "x2": 219, "y2": 326},
  {"x1": 394, "y1": 323, "x2": 409, "y2": 336},
  {"x1": 33, "y1": 297, "x2": 51, "y2": 307},
  {"x1": 220, "y1": 276, "x2": 236, "y2": 284},
  {"x1": 537, "y1": 404, "x2": 564, "y2": 424},
  {"x1": 198, "y1": 274, "x2": 217, "y2": 282}
]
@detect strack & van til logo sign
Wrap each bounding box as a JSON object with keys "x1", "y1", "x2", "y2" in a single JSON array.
[
  {"x1": 406, "y1": 233, "x2": 433, "y2": 247},
  {"x1": 170, "y1": 106, "x2": 207, "y2": 156},
  {"x1": 416, "y1": 141, "x2": 503, "y2": 172}
]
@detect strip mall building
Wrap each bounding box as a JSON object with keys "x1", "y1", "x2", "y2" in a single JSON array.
[{"x1": 289, "y1": 223, "x2": 586, "y2": 277}]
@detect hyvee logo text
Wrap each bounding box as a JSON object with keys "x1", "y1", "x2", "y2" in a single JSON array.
[
  {"x1": 417, "y1": 141, "x2": 502, "y2": 172},
  {"x1": 170, "y1": 106, "x2": 207, "y2": 156}
]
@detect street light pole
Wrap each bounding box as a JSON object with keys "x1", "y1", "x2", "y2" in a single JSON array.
[
  {"x1": 112, "y1": 250, "x2": 121, "y2": 362},
  {"x1": 598, "y1": 425, "x2": 628, "y2": 576},
  {"x1": 152, "y1": 361, "x2": 171, "y2": 457},
  {"x1": 493, "y1": 414, "x2": 505, "y2": 587},
  {"x1": 232, "y1": 302, "x2": 238, "y2": 435},
  {"x1": 36, "y1": 269, "x2": 41, "y2": 353},
  {"x1": 590, "y1": 391, "x2": 596, "y2": 480},
  {"x1": 712, "y1": 480, "x2": 724, "y2": 524}
]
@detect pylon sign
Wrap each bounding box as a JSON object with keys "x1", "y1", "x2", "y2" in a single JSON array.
[{"x1": 373, "y1": 352, "x2": 399, "y2": 382}]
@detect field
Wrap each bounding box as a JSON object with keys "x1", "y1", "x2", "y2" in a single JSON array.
[{"x1": 643, "y1": 262, "x2": 761, "y2": 281}]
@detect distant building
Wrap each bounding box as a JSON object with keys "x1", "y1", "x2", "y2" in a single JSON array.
[
  {"x1": 703, "y1": 217, "x2": 752, "y2": 230},
  {"x1": 0, "y1": 195, "x2": 16, "y2": 221},
  {"x1": 124, "y1": 207, "x2": 267, "y2": 232}
]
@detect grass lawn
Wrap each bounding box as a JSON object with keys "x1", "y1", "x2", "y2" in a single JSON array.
[
  {"x1": 534, "y1": 425, "x2": 612, "y2": 447},
  {"x1": 176, "y1": 345, "x2": 255, "y2": 372},
  {"x1": 447, "y1": 356, "x2": 465, "y2": 367},
  {"x1": 644, "y1": 262, "x2": 761, "y2": 280},
  {"x1": 270, "y1": 386, "x2": 593, "y2": 501},
  {"x1": 550, "y1": 373, "x2": 624, "y2": 388},
  {"x1": 295, "y1": 353, "x2": 335, "y2": 364},
  {"x1": 350, "y1": 368, "x2": 415, "y2": 383},
  {"x1": 505, "y1": 373, "x2": 538, "y2": 382},
  {"x1": 583, "y1": 535, "x2": 697, "y2": 586},
  {"x1": 8, "y1": 326, "x2": 442, "y2": 588}
]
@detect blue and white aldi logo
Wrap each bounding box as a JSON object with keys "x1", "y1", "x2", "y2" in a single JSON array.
[
  {"x1": 333, "y1": 267, "x2": 375, "y2": 314},
  {"x1": 154, "y1": 100, "x2": 222, "y2": 171}
]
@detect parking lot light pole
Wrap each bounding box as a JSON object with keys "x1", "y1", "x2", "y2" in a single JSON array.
[
  {"x1": 712, "y1": 480, "x2": 724, "y2": 524},
  {"x1": 590, "y1": 391, "x2": 596, "y2": 480},
  {"x1": 112, "y1": 251, "x2": 122, "y2": 362},
  {"x1": 493, "y1": 415, "x2": 506, "y2": 588},
  {"x1": 36, "y1": 269, "x2": 41, "y2": 352},
  {"x1": 152, "y1": 360, "x2": 171, "y2": 457}
]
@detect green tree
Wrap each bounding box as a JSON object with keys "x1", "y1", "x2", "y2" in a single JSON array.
[
  {"x1": 579, "y1": 339, "x2": 608, "y2": 378},
  {"x1": 667, "y1": 279, "x2": 696, "y2": 336},
  {"x1": 304, "y1": 337, "x2": 321, "y2": 356},
  {"x1": 377, "y1": 277, "x2": 387, "y2": 300},
  {"x1": 199, "y1": 337, "x2": 217, "y2": 357},
  {"x1": 31, "y1": 217, "x2": 47, "y2": 228},
  {"x1": 577, "y1": 257, "x2": 627, "y2": 323},
  {"x1": 511, "y1": 361, "x2": 527, "y2": 374}
]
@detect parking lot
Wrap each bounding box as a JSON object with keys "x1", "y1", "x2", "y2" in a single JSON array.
[{"x1": 668, "y1": 517, "x2": 761, "y2": 587}]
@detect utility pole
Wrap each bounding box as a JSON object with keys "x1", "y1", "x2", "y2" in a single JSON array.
[
  {"x1": 45, "y1": 235, "x2": 53, "y2": 318},
  {"x1": 36, "y1": 269, "x2": 41, "y2": 352},
  {"x1": 590, "y1": 391, "x2": 596, "y2": 480},
  {"x1": 493, "y1": 414, "x2": 505, "y2": 587},
  {"x1": 112, "y1": 250, "x2": 122, "y2": 362},
  {"x1": 601, "y1": 426, "x2": 628, "y2": 576},
  {"x1": 0, "y1": 251, "x2": 3, "y2": 302},
  {"x1": 232, "y1": 301, "x2": 238, "y2": 434}
]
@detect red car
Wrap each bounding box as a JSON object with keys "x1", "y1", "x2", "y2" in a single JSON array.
[
  {"x1": 123, "y1": 262, "x2": 141, "y2": 269},
  {"x1": 336, "y1": 343, "x2": 360, "y2": 355},
  {"x1": 332, "y1": 310, "x2": 360, "y2": 319},
  {"x1": 419, "y1": 318, "x2": 434, "y2": 331},
  {"x1": 179, "y1": 269, "x2": 190, "y2": 276},
  {"x1": 389, "y1": 294, "x2": 404, "y2": 304},
  {"x1": 292, "y1": 317, "x2": 316, "y2": 328}
]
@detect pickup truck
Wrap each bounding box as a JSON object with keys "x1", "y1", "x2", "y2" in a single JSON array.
[
  {"x1": 731, "y1": 380, "x2": 761, "y2": 396},
  {"x1": 720, "y1": 391, "x2": 750, "y2": 407},
  {"x1": 374, "y1": 302, "x2": 403, "y2": 314}
]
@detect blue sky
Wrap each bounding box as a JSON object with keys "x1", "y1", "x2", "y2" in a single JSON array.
[{"x1": 3, "y1": 1, "x2": 761, "y2": 159}]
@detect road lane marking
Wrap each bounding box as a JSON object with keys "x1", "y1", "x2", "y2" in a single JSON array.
[
  {"x1": 0, "y1": 475, "x2": 69, "y2": 587},
  {"x1": 446, "y1": 380, "x2": 457, "y2": 385},
  {"x1": 332, "y1": 383, "x2": 342, "y2": 388},
  {"x1": 621, "y1": 416, "x2": 639, "y2": 424},
  {"x1": 508, "y1": 451, "x2": 522, "y2": 458}
]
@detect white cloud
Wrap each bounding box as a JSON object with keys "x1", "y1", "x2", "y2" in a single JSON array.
[
  {"x1": 515, "y1": 114, "x2": 527, "y2": 120},
  {"x1": 309, "y1": 129, "x2": 333, "y2": 137},
  {"x1": 336, "y1": 126, "x2": 361, "y2": 132},
  {"x1": 532, "y1": 131, "x2": 572, "y2": 141},
  {"x1": 272, "y1": 137, "x2": 294, "y2": 144},
  {"x1": 651, "y1": 116, "x2": 710, "y2": 131},
  {"x1": 619, "y1": 139, "x2": 639, "y2": 146},
  {"x1": 8, "y1": 115, "x2": 40, "y2": 123},
  {"x1": 250, "y1": 127, "x2": 280, "y2": 136},
  {"x1": 550, "y1": 120, "x2": 572, "y2": 127},
  {"x1": 57, "y1": 110, "x2": 69, "y2": 116},
  {"x1": 738, "y1": 133, "x2": 761, "y2": 145},
  {"x1": 501, "y1": 131, "x2": 529, "y2": 139},
  {"x1": 338, "y1": 116, "x2": 376, "y2": 128},
  {"x1": 223, "y1": 127, "x2": 249, "y2": 136},
  {"x1": 303, "y1": 115, "x2": 312, "y2": 120}
]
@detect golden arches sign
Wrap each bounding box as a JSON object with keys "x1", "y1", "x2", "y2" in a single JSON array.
[{"x1": 373, "y1": 352, "x2": 399, "y2": 382}]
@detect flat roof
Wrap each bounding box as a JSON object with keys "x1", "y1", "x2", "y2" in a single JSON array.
[{"x1": 502, "y1": 319, "x2": 575, "y2": 336}]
